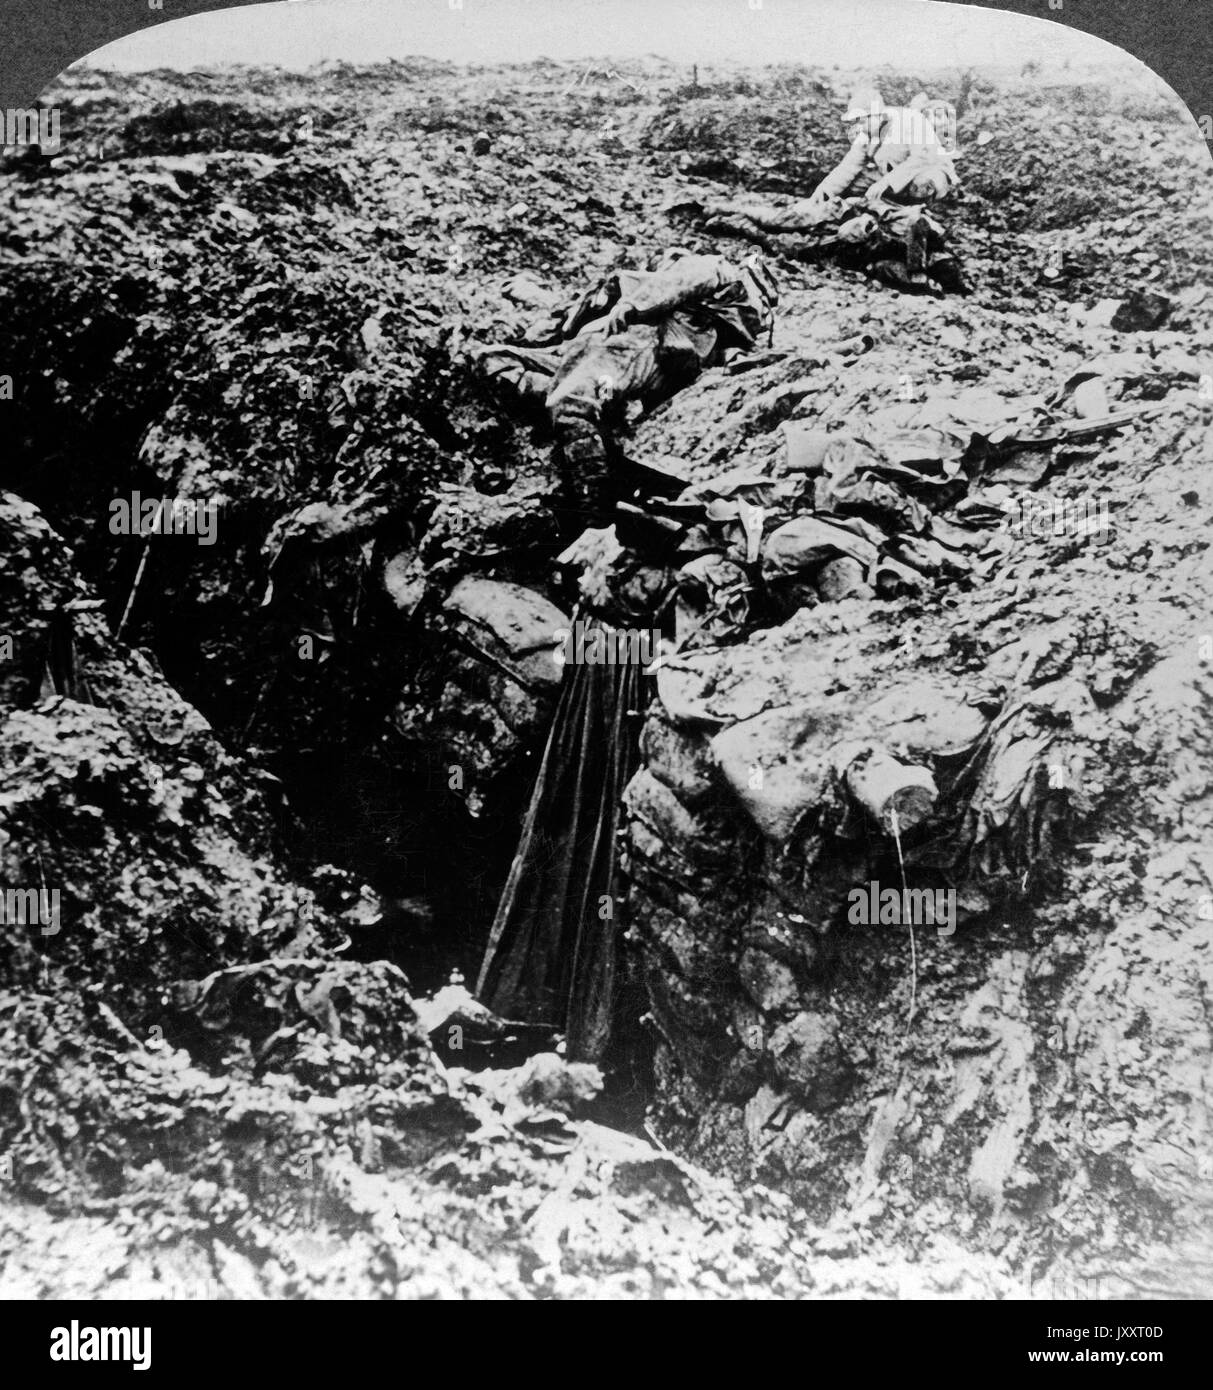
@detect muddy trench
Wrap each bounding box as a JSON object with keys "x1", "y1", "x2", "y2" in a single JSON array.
[
  {"x1": 4, "y1": 338, "x2": 543, "y2": 974},
  {"x1": 2, "y1": 53, "x2": 1211, "y2": 1300}
]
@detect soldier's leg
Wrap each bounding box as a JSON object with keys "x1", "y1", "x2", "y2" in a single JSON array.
[
  {"x1": 839, "y1": 204, "x2": 932, "y2": 290},
  {"x1": 705, "y1": 204, "x2": 839, "y2": 262},
  {"x1": 710, "y1": 217, "x2": 838, "y2": 265},
  {"x1": 707, "y1": 196, "x2": 836, "y2": 233},
  {"x1": 702, "y1": 211, "x2": 778, "y2": 252},
  {"x1": 901, "y1": 211, "x2": 930, "y2": 280},
  {"x1": 759, "y1": 196, "x2": 842, "y2": 233},
  {"x1": 927, "y1": 250, "x2": 968, "y2": 295},
  {"x1": 546, "y1": 331, "x2": 676, "y2": 528},
  {"x1": 921, "y1": 216, "x2": 967, "y2": 294},
  {"x1": 546, "y1": 348, "x2": 621, "y2": 529}
]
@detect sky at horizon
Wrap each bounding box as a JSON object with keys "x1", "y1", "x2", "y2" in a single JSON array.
[{"x1": 78, "y1": 0, "x2": 1138, "y2": 76}]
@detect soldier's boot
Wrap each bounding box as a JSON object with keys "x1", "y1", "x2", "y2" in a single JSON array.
[
  {"x1": 904, "y1": 214, "x2": 930, "y2": 282},
  {"x1": 927, "y1": 254, "x2": 968, "y2": 295},
  {"x1": 865, "y1": 256, "x2": 920, "y2": 291},
  {"x1": 551, "y1": 397, "x2": 617, "y2": 531},
  {"x1": 839, "y1": 745, "x2": 939, "y2": 835}
]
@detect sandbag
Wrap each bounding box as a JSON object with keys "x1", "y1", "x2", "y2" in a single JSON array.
[{"x1": 760, "y1": 516, "x2": 880, "y2": 580}]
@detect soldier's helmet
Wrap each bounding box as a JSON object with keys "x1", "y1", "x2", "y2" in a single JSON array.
[{"x1": 842, "y1": 85, "x2": 887, "y2": 140}]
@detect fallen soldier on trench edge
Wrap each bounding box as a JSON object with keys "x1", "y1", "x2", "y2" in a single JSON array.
[
  {"x1": 466, "y1": 247, "x2": 780, "y2": 526},
  {"x1": 688, "y1": 87, "x2": 966, "y2": 294}
]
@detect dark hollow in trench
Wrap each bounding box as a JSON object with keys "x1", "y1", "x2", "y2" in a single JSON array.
[{"x1": 0, "y1": 317, "x2": 657, "y2": 1120}]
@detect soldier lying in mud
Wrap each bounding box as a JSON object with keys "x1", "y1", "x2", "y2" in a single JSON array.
[
  {"x1": 691, "y1": 88, "x2": 965, "y2": 294},
  {"x1": 467, "y1": 247, "x2": 780, "y2": 528}
]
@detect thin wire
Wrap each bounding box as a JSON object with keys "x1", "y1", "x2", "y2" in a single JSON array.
[
  {"x1": 889, "y1": 805, "x2": 917, "y2": 1030},
  {"x1": 116, "y1": 500, "x2": 166, "y2": 642}
]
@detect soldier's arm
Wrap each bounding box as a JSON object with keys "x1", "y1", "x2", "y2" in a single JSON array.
[
  {"x1": 865, "y1": 151, "x2": 957, "y2": 204},
  {"x1": 809, "y1": 132, "x2": 871, "y2": 203},
  {"x1": 864, "y1": 156, "x2": 924, "y2": 203}
]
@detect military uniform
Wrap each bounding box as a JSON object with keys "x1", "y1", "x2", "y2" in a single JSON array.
[
  {"x1": 703, "y1": 97, "x2": 963, "y2": 292},
  {"x1": 472, "y1": 251, "x2": 778, "y2": 524}
]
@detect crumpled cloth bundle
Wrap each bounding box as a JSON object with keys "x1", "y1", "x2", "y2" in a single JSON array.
[
  {"x1": 675, "y1": 553, "x2": 752, "y2": 646},
  {"x1": 924, "y1": 677, "x2": 1095, "y2": 885},
  {"x1": 647, "y1": 352, "x2": 1184, "y2": 646},
  {"x1": 658, "y1": 418, "x2": 995, "y2": 644}
]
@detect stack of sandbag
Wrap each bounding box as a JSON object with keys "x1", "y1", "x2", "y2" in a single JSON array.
[{"x1": 392, "y1": 576, "x2": 568, "y2": 811}]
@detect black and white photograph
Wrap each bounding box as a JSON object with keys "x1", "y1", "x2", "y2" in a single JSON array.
[{"x1": 0, "y1": 0, "x2": 1210, "y2": 1314}]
